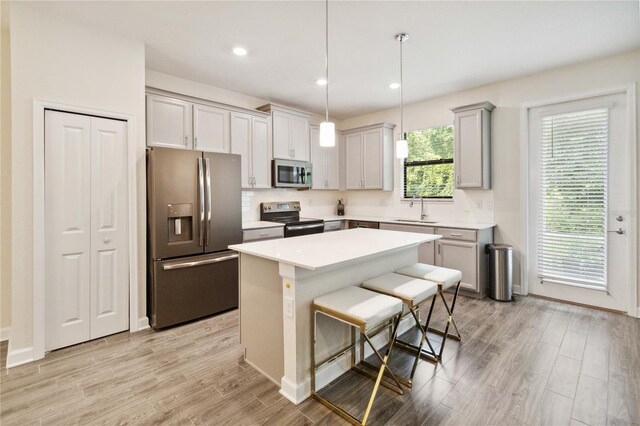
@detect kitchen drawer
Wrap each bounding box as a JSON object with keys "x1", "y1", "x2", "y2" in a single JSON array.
[
  {"x1": 324, "y1": 220, "x2": 344, "y2": 232},
  {"x1": 435, "y1": 227, "x2": 477, "y2": 242},
  {"x1": 243, "y1": 227, "x2": 284, "y2": 242}
]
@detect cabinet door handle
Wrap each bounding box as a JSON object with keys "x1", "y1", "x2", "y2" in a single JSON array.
[
  {"x1": 456, "y1": 175, "x2": 460, "y2": 185},
  {"x1": 185, "y1": 136, "x2": 188, "y2": 148},
  {"x1": 194, "y1": 136, "x2": 198, "y2": 149},
  {"x1": 450, "y1": 232, "x2": 462, "y2": 237},
  {"x1": 438, "y1": 244, "x2": 441, "y2": 254}
]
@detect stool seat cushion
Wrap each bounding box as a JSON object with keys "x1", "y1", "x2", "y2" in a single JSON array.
[
  {"x1": 396, "y1": 263, "x2": 462, "y2": 290},
  {"x1": 362, "y1": 273, "x2": 437, "y2": 306},
  {"x1": 314, "y1": 286, "x2": 402, "y2": 329}
]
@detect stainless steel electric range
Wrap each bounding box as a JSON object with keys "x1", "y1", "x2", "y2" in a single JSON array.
[{"x1": 260, "y1": 201, "x2": 324, "y2": 237}]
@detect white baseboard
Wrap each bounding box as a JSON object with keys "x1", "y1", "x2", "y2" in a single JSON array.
[
  {"x1": 6, "y1": 346, "x2": 35, "y2": 369},
  {"x1": 137, "y1": 317, "x2": 150, "y2": 331},
  {"x1": 513, "y1": 284, "x2": 522, "y2": 295},
  {"x1": 0, "y1": 327, "x2": 10, "y2": 342}
]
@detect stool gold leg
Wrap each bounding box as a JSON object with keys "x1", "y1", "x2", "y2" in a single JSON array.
[{"x1": 362, "y1": 314, "x2": 402, "y2": 425}]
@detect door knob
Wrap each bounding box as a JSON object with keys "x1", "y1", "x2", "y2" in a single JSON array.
[{"x1": 616, "y1": 216, "x2": 623, "y2": 222}]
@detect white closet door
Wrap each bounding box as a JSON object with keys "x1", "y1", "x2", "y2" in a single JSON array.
[
  {"x1": 90, "y1": 117, "x2": 129, "y2": 339},
  {"x1": 45, "y1": 111, "x2": 92, "y2": 351}
]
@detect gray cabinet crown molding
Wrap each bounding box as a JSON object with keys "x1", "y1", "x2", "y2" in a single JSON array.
[{"x1": 145, "y1": 87, "x2": 270, "y2": 118}]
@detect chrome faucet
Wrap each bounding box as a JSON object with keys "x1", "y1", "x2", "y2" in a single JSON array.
[{"x1": 420, "y1": 197, "x2": 428, "y2": 221}]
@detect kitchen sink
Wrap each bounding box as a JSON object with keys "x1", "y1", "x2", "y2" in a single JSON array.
[{"x1": 394, "y1": 219, "x2": 438, "y2": 224}]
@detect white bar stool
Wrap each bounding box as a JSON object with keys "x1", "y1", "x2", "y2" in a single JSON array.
[
  {"x1": 396, "y1": 263, "x2": 463, "y2": 358},
  {"x1": 361, "y1": 272, "x2": 438, "y2": 387},
  {"x1": 311, "y1": 286, "x2": 404, "y2": 426}
]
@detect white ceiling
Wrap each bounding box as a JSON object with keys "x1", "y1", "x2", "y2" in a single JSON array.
[{"x1": 25, "y1": 1, "x2": 640, "y2": 119}]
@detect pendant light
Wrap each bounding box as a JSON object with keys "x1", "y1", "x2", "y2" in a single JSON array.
[
  {"x1": 319, "y1": 0, "x2": 335, "y2": 147},
  {"x1": 395, "y1": 33, "x2": 409, "y2": 159}
]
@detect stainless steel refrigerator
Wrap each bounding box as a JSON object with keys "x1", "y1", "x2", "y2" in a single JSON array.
[{"x1": 147, "y1": 147, "x2": 242, "y2": 329}]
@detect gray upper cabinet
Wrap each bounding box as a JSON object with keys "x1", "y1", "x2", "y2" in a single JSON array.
[
  {"x1": 193, "y1": 103, "x2": 230, "y2": 153},
  {"x1": 309, "y1": 124, "x2": 340, "y2": 190},
  {"x1": 146, "y1": 94, "x2": 193, "y2": 149},
  {"x1": 258, "y1": 104, "x2": 311, "y2": 161},
  {"x1": 451, "y1": 102, "x2": 494, "y2": 189},
  {"x1": 343, "y1": 123, "x2": 395, "y2": 191}
]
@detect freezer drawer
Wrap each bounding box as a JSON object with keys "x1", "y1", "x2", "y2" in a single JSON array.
[{"x1": 150, "y1": 251, "x2": 238, "y2": 329}]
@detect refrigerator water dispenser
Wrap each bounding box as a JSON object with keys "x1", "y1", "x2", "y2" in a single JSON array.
[{"x1": 167, "y1": 203, "x2": 193, "y2": 243}]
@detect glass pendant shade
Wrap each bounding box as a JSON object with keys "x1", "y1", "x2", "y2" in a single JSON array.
[
  {"x1": 396, "y1": 138, "x2": 408, "y2": 159},
  {"x1": 319, "y1": 121, "x2": 335, "y2": 147}
]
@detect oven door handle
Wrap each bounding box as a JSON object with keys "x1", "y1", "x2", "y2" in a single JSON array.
[{"x1": 287, "y1": 223, "x2": 325, "y2": 231}]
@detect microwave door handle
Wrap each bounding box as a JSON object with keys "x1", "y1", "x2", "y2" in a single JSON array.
[
  {"x1": 301, "y1": 167, "x2": 305, "y2": 184},
  {"x1": 205, "y1": 158, "x2": 212, "y2": 246},
  {"x1": 198, "y1": 157, "x2": 205, "y2": 246}
]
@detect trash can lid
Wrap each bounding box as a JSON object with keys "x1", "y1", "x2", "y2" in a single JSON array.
[{"x1": 487, "y1": 244, "x2": 513, "y2": 250}]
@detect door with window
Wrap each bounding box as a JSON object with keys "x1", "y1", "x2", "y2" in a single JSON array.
[
  {"x1": 528, "y1": 91, "x2": 634, "y2": 312},
  {"x1": 45, "y1": 110, "x2": 129, "y2": 351}
]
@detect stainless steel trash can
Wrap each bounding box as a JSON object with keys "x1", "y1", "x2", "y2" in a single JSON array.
[{"x1": 486, "y1": 244, "x2": 513, "y2": 302}]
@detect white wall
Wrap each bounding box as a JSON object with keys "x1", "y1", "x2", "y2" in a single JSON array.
[
  {"x1": 338, "y1": 50, "x2": 640, "y2": 300},
  {"x1": 1, "y1": 18, "x2": 12, "y2": 339},
  {"x1": 7, "y1": 3, "x2": 146, "y2": 360}
]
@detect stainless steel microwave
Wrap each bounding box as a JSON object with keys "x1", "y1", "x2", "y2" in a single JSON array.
[{"x1": 272, "y1": 159, "x2": 312, "y2": 188}]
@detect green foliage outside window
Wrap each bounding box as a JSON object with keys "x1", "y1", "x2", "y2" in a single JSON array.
[{"x1": 404, "y1": 125, "x2": 454, "y2": 198}]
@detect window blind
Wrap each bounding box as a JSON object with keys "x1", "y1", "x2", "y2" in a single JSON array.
[{"x1": 537, "y1": 108, "x2": 609, "y2": 289}]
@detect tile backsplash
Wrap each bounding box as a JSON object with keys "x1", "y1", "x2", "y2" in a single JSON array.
[{"x1": 242, "y1": 188, "x2": 495, "y2": 223}]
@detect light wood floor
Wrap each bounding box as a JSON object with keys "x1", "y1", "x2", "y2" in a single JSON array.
[{"x1": 1, "y1": 295, "x2": 638, "y2": 425}]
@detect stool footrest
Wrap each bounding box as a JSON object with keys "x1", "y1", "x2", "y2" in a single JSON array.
[
  {"x1": 312, "y1": 394, "x2": 362, "y2": 425},
  {"x1": 394, "y1": 340, "x2": 439, "y2": 363},
  {"x1": 427, "y1": 326, "x2": 461, "y2": 341},
  {"x1": 353, "y1": 363, "x2": 404, "y2": 395}
]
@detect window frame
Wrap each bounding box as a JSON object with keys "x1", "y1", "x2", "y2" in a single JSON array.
[{"x1": 402, "y1": 125, "x2": 455, "y2": 200}]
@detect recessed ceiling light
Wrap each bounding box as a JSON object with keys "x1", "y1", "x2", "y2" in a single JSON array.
[
  {"x1": 232, "y1": 47, "x2": 248, "y2": 56},
  {"x1": 389, "y1": 82, "x2": 400, "y2": 89},
  {"x1": 316, "y1": 78, "x2": 328, "y2": 86}
]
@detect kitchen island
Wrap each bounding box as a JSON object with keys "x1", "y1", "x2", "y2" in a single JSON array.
[{"x1": 229, "y1": 228, "x2": 440, "y2": 404}]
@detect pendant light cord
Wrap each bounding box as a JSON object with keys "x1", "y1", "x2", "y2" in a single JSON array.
[
  {"x1": 400, "y1": 36, "x2": 404, "y2": 140},
  {"x1": 325, "y1": 0, "x2": 329, "y2": 122}
]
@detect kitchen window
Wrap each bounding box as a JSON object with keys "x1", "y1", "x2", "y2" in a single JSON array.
[{"x1": 403, "y1": 125, "x2": 454, "y2": 199}]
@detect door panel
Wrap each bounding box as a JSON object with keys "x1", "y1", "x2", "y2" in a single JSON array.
[
  {"x1": 146, "y1": 95, "x2": 192, "y2": 149},
  {"x1": 528, "y1": 92, "x2": 632, "y2": 311},
  {"x1": 151, "y1": 251, "x2": 239, "y2": 329},
  {"x1": 291, "y1": 115, "x2": 309, "y2": 161},
  {"x1": 230, "y1": 113, "x2": 252, "y2": 188},
  {"x1": 455, "y1": 109, "x2": 482, "y2": 188},
  {"x1": 90, "y1": 117, "x2": 129, "y2": 339},
  {"x1": 273, "y1": 111, "x2": 291, "y2": 159},
  {"x1": 436, "y1": 240, "x2": 478, "y2": 292},
  {"x1": 345, "y1": 133, "x2": 363, "y2": 189},
  {"x1": 251, "y1": 117, "x2": 271, "y2": 189},
  {"x1": 148, "y1": 147, "x2": 203, "y2": 259},
  {"x1": 194, "y1": 104, "x2": 230, "y2": 153},
  {"x1": 325, "y1": 132, "x2": 340, "y2": 190},
  {"x1": 45, "y1": 110, "x2": 92, "y2": 350},
  {"x1": 309, "y1": 126, "x2": 326, "y2": 189},
  {"x1": 363, "y1": 129, "x2": 382, "y2": 189},
  {"x1": 205, "y1": 152, "x2": 243, "y2": 252}
]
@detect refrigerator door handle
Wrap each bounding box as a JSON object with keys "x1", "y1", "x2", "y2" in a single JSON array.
[
  {"x1": 205, "y1": 157, "x2": 212, "y2": 246},
  {"x1": 162, "y1": 253, "x2": 239, "y2": 270},
  {"x1": 198, "y1": 157, "x2": 205, "y2": 246}
]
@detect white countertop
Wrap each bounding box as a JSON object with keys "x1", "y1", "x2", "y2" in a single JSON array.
[
  {"x1": 242, "y1": 221, "x2": 285, "y2": 230},
  {"x1": 229, "y1": 228, "x2": 440, "y2": 270},
  {"x1": 318, "y1": 215, "x2": 495, "y2": 230}
]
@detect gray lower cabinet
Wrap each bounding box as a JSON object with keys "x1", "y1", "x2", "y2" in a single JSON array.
[
  {"x1": 242, "y1": 227, "x2": 284, "y2": 242},
  {"x1": 435, "y1": 227, "x2": 493, "y2": 298},
  {"x1": 379, "y1": 223, "x2": 435, "y2": 264},
  {"x1": 379, "y1": 222, "x2": 494, "y2": 298},
  {"x1": 324, "y1": 220, "x2": 345, "y2": 232}
]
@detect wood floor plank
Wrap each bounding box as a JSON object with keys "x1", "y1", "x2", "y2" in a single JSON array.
[
  {"x1": 540, "y1": 320, "x2": 569, "y2": 347},
  {"x1": 546, "y1": 355, "x2": 581, "y2": 398},
  {"x1": 571, "y1": 374, "x2": 607, "y2": 426},
  {"x1": 580, "y1": 344, "x2": 608, "y2": 381},
  {"x1": 531, "y1": 390, "x2": 574, "y2": 426},
  {"x1": 559, "y1": 331, "x2": 587, "y2": 361}
]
